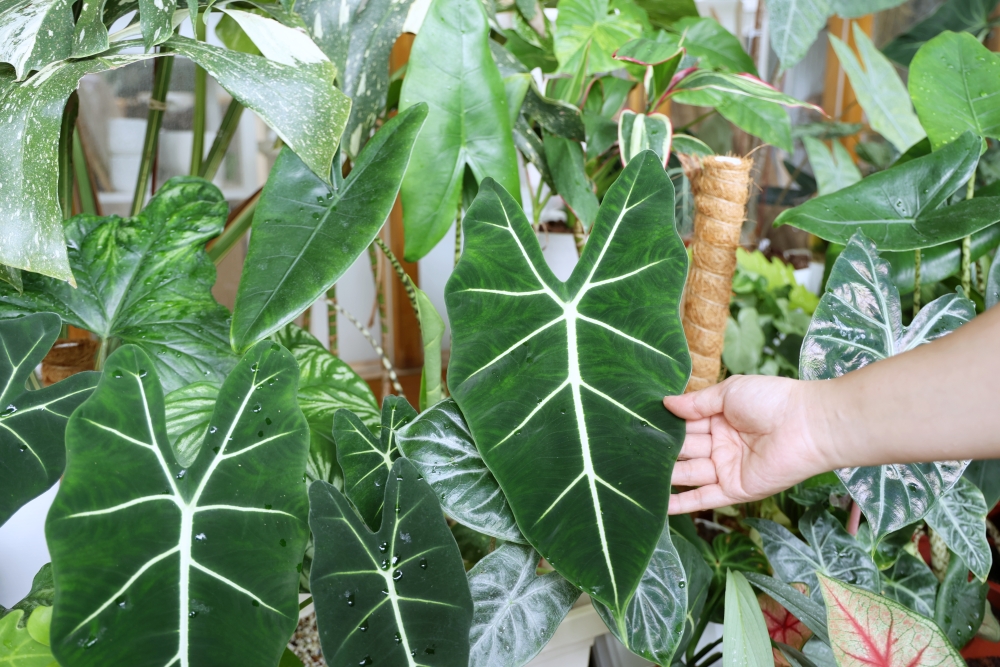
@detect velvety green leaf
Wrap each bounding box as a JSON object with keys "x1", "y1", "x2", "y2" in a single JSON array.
[
  {"x1": 671, "y1": 17, "x2": 758, "y2": 75},
  {"x1": 674, "y1": 533, "x2": 714, "y2": 654},
  {"x1": 308, "y1": 458, "x2": 474, "y2": 667},
  {"x1": 0, "y1": 314, "x2": 98, "y2": 527},
  {"x1": 47, "y1": 342, "x2": 310, "y2": 666},
  {"x1": 880, "y1": 552, "x2": 938, "y2": 618},
  {"x1": 818, "y1": 574, "x2": 964, "y2": 667},
  {"x1": 909, "y1": 31, "x2": 1000, "y2": 150},
  {"x1": 544, "y1": 134, "x2": 600, "y2": 230},
  {"x1": 164, "y1": 382, "x2": 219, "y2": 469},
  {"x1": 768, "y1": 0, "x2": 830, "y2": 72},
  {"x1": 803, "y1": 137, "x2": 861, "y2": 196},
  {"x1": 883, "y1": 0, "x2": 997, "y2": 67},
  {"x1": 396, "y1": 398, "x2": 524, "y2": 543},
  {"x1": 723, "y1": 308, "x2": 765, "y2": 375},
  {"x1": 4, "y1": 564, "x2": 55, "y2": 625},
  {"x1": 829, "y1": 25, "x2": 925, "y2": 153},
  {"x1": 724, "y1": 570, "x2": 773, "y2": 667},
  {"x1": 399, "y1": 0, "x2": 519, "y2": 262},
  {"x1": 618, "y1": 111, "x2": 672, "y2": 167},
  {"x1": 709, "y1": 532, "x2": 769, "y2": 586},
  {"x1": 924, "y1": 477, "x2": 992, "y2": 582},
  {"x1": 831, "y1": 0, "x2": 906, "y2": 18},
  {"x1": 886, "y1": 223, "x2": 1000, "y2": 293},
  {"x1": 554, "y1": 0, "x2": 642, "y2": 75},
  {"x1": 445, "y1": 152, "x2": 690, "y2": 621},
  {"x1": 0, "y1": 610, "x2": 56, "y2": 666},
  {"x1": 935, "y1": 553, "x2": 988, "y2": 648},
  {"x1": 467, "y1": 543, "x2": 580, "y2": 667},
  {"x1": 0, "y1": 0, "x2": 74, "y2": 80},
  {"x1": 743, "y1": 572, "x2": 829, "y2": 644},
  {"x1": 413, "y1": 285, "x2": 445, "y2": 411},
  {"x1": 963, "y1": 459, "x2": 1000, "y2": 509},
  {"x1": 231, "y1": 104, "x2": 427, "y2": 351}
]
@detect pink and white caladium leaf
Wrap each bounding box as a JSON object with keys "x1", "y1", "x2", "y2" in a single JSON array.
[{"x1": 818, "y1": 574, "x2": 964, "y2": 667}]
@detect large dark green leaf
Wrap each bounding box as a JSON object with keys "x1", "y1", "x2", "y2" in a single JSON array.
[
  {"x1": 743, "y1": 573, "x2": 829, "y2": 644},
  {"x1": 880, "y1": 552, "x2": 938, "y2": 618},
  {"x1": 399, "y1": 0, "x2": 519, "y2": 262},
  {"x1": 445, "y1": 151, "x2": 690, "y2": 621},
  {"x1": 800, "y1": 233, "x2": 973, "y2": 543},
  {"x1": 467, "y1": 543, "x2": 580, "y2": 667},
  {"x1": 309, "y1": 458, "x2": 474, "y2": 667},
  {"x1": 231, "y1": 104, "x2": 427, "y2": 351},
  {"x1": 544, "y1": 134, "x2": 600, "y2": 230},
  {"x1": 964, "y1": 459, "x2": 1000, "y2": 510},
  {"x1": 395, "y1": 398, "x2": 524, "y2": 543},
  {"x1": 924, "y1": 477, "x2": 992, "y2": 582},
  {"x1": 935, "y1": 553, "x2": 988, "y2": 648},
  {"x1": 0, "y1": 178, "x2": 237, "y2": 393},
  {"x1": 883, "y1": 0, "x2": 998, "y2": 66},
  {"x1": 46, "y1": 342, "x2": 310, "y2": 666},
  {"x1": 0, "y1": 313, "x2": 97, "y2": 527},
  {"x1": 775, "y1": 133, "x2": 996, "y2": 250}
]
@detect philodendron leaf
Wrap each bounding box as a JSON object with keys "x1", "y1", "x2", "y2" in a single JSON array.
[
  {"x1": 879, "y1": 552, "x2": 938, "y2": 618},
  {"x1": 818, "y1": 574, "x2": 964, "y2": 667},
  {"x1": 0, "y1": 609, "x2": 56, "y2": 666},
  {"x1": 923, "y1": 477, "x2": 992, "y2": 582},
  {"x1": 964, "y1": 459, "x2": 1000, "y2": 510},
  {"x1": 395, "y1": 398, "x2": 524, "y2": 543},
  {"x1": 743, "y1": 573, "x2": 829, "y2": 644},
  {"x1": 46, "y1": 342, "x2": 310, "y2": 666},
  {"x1": 935, "y1": 554, "x2": 988, "y2": 649},
  {"x1": 164, "y1": 382, "x2": 220, "y2": 468},
  {"x1": 413, "y1": 285, "x2": 445, "y2": 411},
  {"x1": 802, "y1": 137, "x2": 861, "y2": 196},
  {"x1": 883, "y1": 0, "x2": 997, "y2": 66},
  {"x1": 0, "y1": 178, "x2": 238, "y2": 393},
  {"x1": 554, "y1": 0, "x2": 642, "y2": 76},
  {"x1": 0, "y1": 313, "x2": 98, "y2": 527},
  {"x1": 800, "y1": 232, "x2": 973, "y2": 543},
  {"x1": 231, "y1": 104, "x2": 427, "y2": 351},
  {"x1": 309, "y1": 458, "x2": 475, "y2": 667},
  {"x1": 445, "y1": 151, "x2": 690, "y2": 621},
  {"x1": 767, "y1": 0, "x2": 829, "y2": 72},
  {"x1": 543, "y1": 134, "x2": 600, "y2": 231},
  {"x1": 399, "y1": 0, "x2": 519, "y2": 262},
  {"x1": 335, "y1": 396, "x2": 417, "y2": 531},
  {"x1": 467, "y1": 543, "x2": 580, "y2": 667},
  {"x1": 723, "y1": 570, "x2": 773, "y2": 667},
  {"x1": 618, "y1": 111, "x2": 672, "y2": 167}
]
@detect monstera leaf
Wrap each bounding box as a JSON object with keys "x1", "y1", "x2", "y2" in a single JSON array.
[
  {"x1": 445, "y1": 151, "x2": 691, "y2": 622},
  {"x1": 935, "y1": 554, "x2": 988, "y2": 649},
  {"x1": 46, "y1": 342, "x2": 310, "y2": 666},
  {"x1": 880, "y1": 553, "x2": 938, "y2": 618},
  {"x1": 395, "y1": 398, "x2": 524, "y2": 543},
  {"x1": 309, "y1": 458, "x2": 474, "y2": 667},
  {"x1": 231, "y1": 104, "x2": 427, "y2": 351},
  {"x1": 799, "y1": 232, "x2": 973, "y2": 543},
  {"x1": 467, "y1": 543, "x2": 580, "y2": 667},
  {"x1": 883, "y1": 0, "x2": 998, "y2": 66},
  {"x1": 0, "y1": 178, "x2": 237, "y2": 393},
  {"x1": 924, "y1": 477, "x2": 992, "y2": 582},
  {"x1": 0, "y1": 313, "x2": 98, "y2": 527}
]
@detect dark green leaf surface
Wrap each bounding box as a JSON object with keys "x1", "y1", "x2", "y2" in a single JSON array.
[
  {"x1": 924, "y1": 477, "x2": 992, "y2": 582},
  {"x1": 0, "y1": 313, "x2": 98, "y2": 527},
  {"x1": 963, "y1": 459, "x2": 1000, "y2": 509},
  {"x1": 935, "y1": 554, "x2": 988, "y2": 648},
  {"x1": 883, "y1": 0, "x2": 997, "y2": 66},
  {"x1": 723, "y1": 570, "x2": 773, "y2": 667},
  {"x1": 880, "y1": 553, "x2": 937, "y2": 618},
  {"x1": 446, "y1": 152, "x2": 690, "y2": 621},
  {"x1": 309, "y1": 458, "x2": 474, "y2": 667},
  {"x1": 231, "y1": 104, "x2": 427, "y2": 351},
  {"x1": 857, "y1": 523, "x2": 918, "y2": 570},
  {"x1": 47, "y1": 342, "x2": 310, "y2": 666},
  {"x1": 743, "y1": 572, "x2": 829, "y2": 644},
  {"x1": 467, "y1": 543, "x2": 579, "y2": 667},
  {"x1": 674, "y1": 533, "x2": 714, "y2": 655},
  {"x1": 395, "y1": 398, "x2": 524, "y2": 543},
  {"x1": 164, "y1": 382, "x2": 220, "y2": 469},
  {"x1": 544, "y1": 134, "x2": 600, "y2": 230}
]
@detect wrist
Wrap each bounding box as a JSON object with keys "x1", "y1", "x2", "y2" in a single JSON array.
[{"x1": 798, "y1": 378, "x2": 852, "y2": 475}]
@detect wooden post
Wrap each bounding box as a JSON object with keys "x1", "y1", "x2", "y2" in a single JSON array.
[{"x1": 822, "y1": 15, "x2": 874, "y2": 158}]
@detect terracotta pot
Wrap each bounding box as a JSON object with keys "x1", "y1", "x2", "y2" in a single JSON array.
[{"x1": 41, "y1": 339, "x2": 99, "y2": 386}]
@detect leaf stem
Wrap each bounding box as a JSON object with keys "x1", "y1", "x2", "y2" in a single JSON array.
[
  {"x1": 687, "y1": 585, "x2": 725, "y2": 661},
  {"x1": 58, "y1": 92, "x2": 79, "y2": 220},
  {"x1": 72, "y1": 128, "x2": 99, "y2": 215},
  {"x1": 190, "y1": 11, "x2": 208, "y2": 176},
  {"x1": 690, "y1": 636, "x2": 723, "y2": 665},
  {"x1": 199, "y1": 99, "x2": 244, "y2": 181},
  {"x1": 454, "y1": 213, "x2": 463, "y2": 265},
  {"x1": 132, "y1": 53, "x2": 174, "y2": 216},
  {"x1": 962, "y1": 173, "x2": 976, "y2": 296},
  {"x1": 913, "y1": 248, "x2": 921, "y2": 315},
  {"x1": 329, "y1": 299, "x2": 404, "y2": 395},
  {"x1": 374, "y1": 237, "x2": 419, "y2": 313},
  {"x1": 208, "y1": 189, "x2": 260, "y2": 265}
]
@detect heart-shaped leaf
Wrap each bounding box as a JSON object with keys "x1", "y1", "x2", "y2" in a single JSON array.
[
  {"x1": 309, "y1": 458, "x2": 474, "y2": 667},
  {"x1": 445, "y1": 151, "x2": 690, "y2": 621},
  {"x1": 744, "y1": 573, "x2": 829, "y2": 644},
  {"x1": 618, "y1": 111, "x2": 672, "y2": 167},
  {"x1": 554, "y1": 0, "x2": 642, "y2": 76},
  {"x1": 883, "y1": 0, "x2": 997, "y2": 66},
  {"x1": 0, "y1": 313, "x2": 98, "y2": 527},
  {"x1": 924, "y1": 477, "x2": 992, "y2": 582},
  {"x1": 46, "y1": 341, "x2": 310, "y2": 666},
  {"x1": 395, "y1": 398, "x2": 524, "y2": 543},
  {"x1": 723, "y1": 570, "x2": 773, "y2": 667},
  {"x1": 467, "y1": 543, "x2": 580, "y2": 667},
  {"x1": 544, "y1": 134, "x2": 600, "y2": 231},
  {"x1": 935, "y1": 553, "x2": 988, "y2": 648},
  {"x1": 879, "y1": 552, "x2": 937, "y2": 618},
  {"x1": 799, "y1": 232, "x2": 973, "y2": 543},
  {"x1": 802, "y1": 136, "x2": 861, "y2": 196}
]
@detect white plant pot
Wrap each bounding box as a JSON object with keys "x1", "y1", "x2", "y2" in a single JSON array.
[{"x1": 526, "y1": 597, "x2": 608, "y2": 667}]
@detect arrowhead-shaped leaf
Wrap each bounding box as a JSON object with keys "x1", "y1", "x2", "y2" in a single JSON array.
[
  {"x1": 46, "y1": 341, "x2": 310, "y2": 666},
  {"x1": 935, "y1": 553, "x2": 988, "y2": 648},
  {"x1": 0, "y1": 313, "x2": 98, "y2": 527},
  {"x1": 883, "y1": 0, "x2": 997, "y2": 66},
  {"x1": 879, "y1": 553, "x2": 938, "y2": 618},
  {"x1": 445, "y1": 151, "x2": 691, "y2": 621},
  {"x1": 802, "y1": 136, "x2": 861, "y2": 196},
  {"x1": 923, "y1": 477, "x2": 992, "y2": 582},
  {"x1": 554, "y1": 0, "x2": 642, "y2": 76},
  {"x1": 309, "y1": 458, "x2": 474, "y2": 667}
]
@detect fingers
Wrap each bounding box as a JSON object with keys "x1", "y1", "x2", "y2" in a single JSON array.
[
  {"x1": 668, "y1": 485, "x2": 736, "y2": 515},
  {"x1": 663, "y1": 382, "x2": 728, "y2": 421},
  {"x1": 677, "y1": 433, "x2": 712, "y2": 460},
  {"x1": 671, "y1": 459, "x2": 718, "y2": 487}
]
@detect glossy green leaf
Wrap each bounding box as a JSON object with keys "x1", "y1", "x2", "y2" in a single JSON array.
[
  {"x1": 935, "y1": 553, "x2": 988, "y2": 648},
  {"x1": 231, "y1": 104, "x2": 426, "y2": 351},
  {"x1": 446, "y1": 152, "x2": 690, "y2": 620},
  {"x1": 467, "y1": 543, "x2": 580, "y2": 667},
  {"x1": 164, "y1": 382, "x2": 219, "y2": 469},
  {"x1": 674, "y1": 533, "x2": 714, "y2": 654},
  {"x1": 0, "y1": 610, "x2": 56, "y2": 666},
  {"x1": 554, "y1": 0, "x2": 642, "y2": 76},
  {"x1": 924, "y1": 477, "x2": 992, "y2": 582},
  {"x1": 503, "y1": 74, "x2": 532, "y2": 125},
  {"x1": 883, "y1": 0, "x2": 997, "y2": 67},
  {"x1": 396, "y1": 398, "x2": 524, "y2": 543},
  {"x1": 413, "y1": 285, "x2": 445, "y2": 411},
  {"x1": 399, "y1": 0, "x2": 519, "y2": 262},
  {"x1": 768, "y1": 0, "x2": 830, "y2": 72},
  {"x1": 0, "y1": 313, "x2": 98, "y2": 527},
  {"x1": 46, "y1": 342, "x2": 310, "y2": 666},
  {"x1": 910, "y1": 31, "x2": 1000, "y2": 150},
  {"x1": 672, "y1": 70, "x2": 819, "y2": 112},
  {"x1": 880, "y1": 552, "x2": 937, "y2": 618},
  {"x1": 803, "y1": 137, "x2": 861, "y2": 196},
  {"x1": 618, "y1": 111, "x2": 672, "y2": 167},
  {"x1": 723, "y1": 570, "x2": 773, "y2": 667},
  {"x1": 818, "y1": 574, "x2": 964, "y2": 667},
  {"x1": 829, "y1": 25, "x2": 925, "y2": 153},
  {"x1": 743, "y1": 572, "x2": 829, "y2": 644},
  {"x1": 0, "y1": 264, "x2": 23, "y2": 293},
  {"x1": 671, "y1": 17, "x2": 758, "y2": 75},
  {"x1": 886, "y1": 223, "x2": 1000, "y2": 293},
  {"x1": 963, "y1": 459, "x2": 1000, "y2": 509},
  {"x1": 544, "y1": 134, "x2": 600, "y2": 230},
  {"x1": 308, "y1": 458, "x2": 474, "y2": 667}
]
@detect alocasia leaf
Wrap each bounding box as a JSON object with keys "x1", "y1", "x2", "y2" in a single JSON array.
[
  {"x1": 883, "y1": 0, "x2": 997, "y2": 66},
  {"x1": 395, "y1": 398, "x2": 524, "y2": 543},
  {"x1": 935, "y1": 553, "x2": 988, "y2": 648},
  {"x1": 963, "y1": 459, "x2": 1000, "y2": 510},
  {"x1": 767, "y1": 0, "x2": 830, "y2": 72},
  {"x1": 399, "y1": 0, "x2": 519, "y2": 262},
  {"x1": 923, "y1": 477, "x2": 992, "y2": 582},
  {"x1": 46, "y1": 342, "x2": 310, "y2": 666},
  {"x1": 857, "y1": 523, "x2": 918, "y2": 571},
  {"x1": 445, "y1": 151, "x2": 691, "y2": 621},
  {"x1": 0, "y1": 313, "x2": 98, "y2": 527},
  {"x1": 554, "y1": 0, "x2": 642, "y2": 76},
  {"x1": 744, "y1": 573, "x2": 829, "y2": 644},
  {"x1": 309, "y1": 458, "x2": 475, "y2": 667},
  {"x1": 724, "y1": 570, "x2": 773, "y2": 667},
  {"x1": 543, "y1": 134, "x2": 600, "y2": 230},
  {"x1": 335, "y1": 396, "x2": 417, "y2": 531},
  {"x1": 879, "y1": 552, "x2": 938, "y2": 618},
  {"x1": 799, "y1": 232, "x2": 973, "y2": 543},
  {"x1": 618, "y1": 111, "x2": 672, "y2": 167},
  {"x1": 164, "y1": 382, "x2": 220, "y2": 469},
  {"x1": 467, "y1": 543, "x2": 580, "y2": 667},
  {"x1": 231, "y1": 104, "x2": 427, "y2": 351},
  {"x1": 802, "y1": 137, "x2": 861, "y2": 196},
  {"x1": 818, "y1": 574, "x2": 964, "y2": 667}
]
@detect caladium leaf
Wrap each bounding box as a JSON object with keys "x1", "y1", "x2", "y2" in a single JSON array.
[
  {"x1": 923, "y1": 477, "x2": 992, "y2": 582},
  {"x1": 445, "y1": 151, "x2": 690, "y2": 621},
  {"x1": 743, "y1": 573, "x2": 829, "y2": 644},
  {"x1": 399, "y1": 0, "x2": 519, "y2": 262},
  {"x1": 554, "y1": 0, "x2": 642, "y2": 76},
  {"x1": 935, "y1": 554, "x2": 988, "y2": 649},
  {"x1": 879, "y1": 552, "x2": 938, "y2": 618},
  {"x1": 799, "y1": 232, "x2": 973, "y2": 543},
  {"x1": 883, "y1": 0, "x2": 997, "y2": 66},
  {"x1": 759, "y1": 589, "x2": 812, "y2": 652},
  {"x1": 724, "y1": 570, "x2": 773, "y2": 667},
  {"x1": 309, "y1": 458, "x2": 475, "y2": 667},
  {"x1": 46, "y1": 341, "x2": 310, "y2": 666},
  {"x1": 467, "y1": 543, "x2": 580, "y2": 667},
  {"x1": 0, "y1": 313, "x2": 98, "y2": 527},
  {"x1": 802, "y1": 137, "x2": 861, "y2": 196},
  {"x1": 818, "y1": 574, "x2": 964, "y2": 667},
  {"x1": 618, "y1": 111, "x2": 672, "y2": 168},
  {"x1": 767, "y1": 0, "x2": 829, "y2": 72},
  {"x1": 164, "y1": 382, "x2": 220, "y2": 469},
  {"x1": 963, "y1": 459, "x2": 1000, "y2": 510},
  {"x1": 395, "y1": 398, "x2": 524, "y2": 543},
  {"x1": 231, "y1": 104, "x2": 427, "y2": 351},
  {"x1": 335, "y1": 397, "x2": 417, "y2": 531},
  {"x1": 543, "y1": 134, "x2": 599, "y2": 231}
]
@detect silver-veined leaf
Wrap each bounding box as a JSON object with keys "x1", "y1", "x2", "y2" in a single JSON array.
[
  {"x1": 935, "y1": 553, "x2": 988, "y2": 649},
  {"x1": 164, "y1": 382, "x2": 219, "y2": 469},
  {"x1": 924, "y1": 477, "x2": 992, "y2": 582},
  {"x1": 879, "y1": 552, "x2": 937, "y2": 618}
]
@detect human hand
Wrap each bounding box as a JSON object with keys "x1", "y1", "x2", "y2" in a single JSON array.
[{"x1": 663, "y1": 375, "x2": 833, "y2": 514}]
